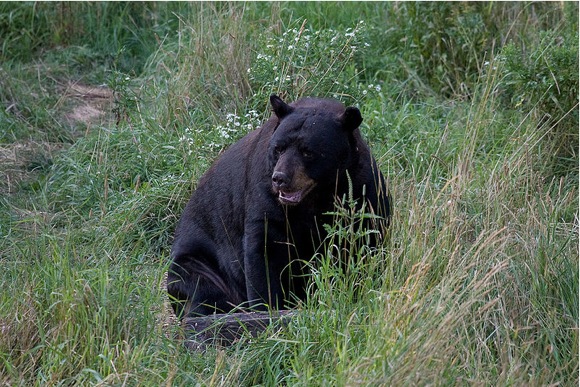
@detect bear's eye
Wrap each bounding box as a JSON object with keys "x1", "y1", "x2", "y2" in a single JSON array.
[
  {"x1": 274, "y1": 145, "x2": 284, "y2": 156},
  {"x1": 302, "y1": 150, "x2": 314, "y2": 159}
]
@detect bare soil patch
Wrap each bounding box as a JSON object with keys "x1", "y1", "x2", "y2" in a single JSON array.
[
  {"x1": 0, "y1": 141, "x2": 62, "y2": 194},
  {"x1": 61, "y1": 82, "x2": 115, "y2": 127}
]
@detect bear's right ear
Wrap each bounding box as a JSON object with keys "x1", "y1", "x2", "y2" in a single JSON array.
[
  {"x1": 342, "y1": 106, "x2": 363, "y2": 132},
  {"x1": 270, "y1": 94, "x2": 294, "y2": 119}
]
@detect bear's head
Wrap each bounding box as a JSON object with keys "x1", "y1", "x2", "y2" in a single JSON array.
[{"x1": 268, "y1": 94, "x2": 363, "y2": 206}]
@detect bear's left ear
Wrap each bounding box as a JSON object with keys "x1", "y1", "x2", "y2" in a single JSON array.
[
  {"x1": 342, "y1": 106, "x2": 363, "y2": 132},
  {"x1": 270, "y1": 94, "x2": 294, "y2": 119}
]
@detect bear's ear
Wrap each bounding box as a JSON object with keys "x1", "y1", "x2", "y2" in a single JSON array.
[
  {"x1": 270, "y1": 94, "x2": 294, "y2": 119},
  {"x1": 342, "y1": 106, "x2": 363, "y2": 132}
]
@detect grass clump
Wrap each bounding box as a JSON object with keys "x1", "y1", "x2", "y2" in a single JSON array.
[{"x1": 0, "y1": 2, "x2": 577, "y2": 385}]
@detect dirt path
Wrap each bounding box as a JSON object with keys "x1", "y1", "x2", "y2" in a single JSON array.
[{"x1": 0, "y1": 82, "x2": 115, "y2": 195}]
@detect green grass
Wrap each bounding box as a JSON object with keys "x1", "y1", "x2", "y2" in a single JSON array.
[{"x1": 1, "y1": 2, "x2": 578, "y2": 385}]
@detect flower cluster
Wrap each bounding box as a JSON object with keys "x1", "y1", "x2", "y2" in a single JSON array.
[
  {"x1": 217, "y1": 110, "x2": 260, "y2": 139},
  {"x1": 363, "y1": 84, "x2": 382, "y2": 95},
  {"x1": 178, "y1": 127, "x2": 196, "y2": 155},
  {"x1": 178, "y1": 110, "x2": 263, "y2": 155}
]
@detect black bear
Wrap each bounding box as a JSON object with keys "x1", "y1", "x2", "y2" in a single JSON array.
[{"x1": 168, "y1": 95, "x2": 390, "y2": 318}]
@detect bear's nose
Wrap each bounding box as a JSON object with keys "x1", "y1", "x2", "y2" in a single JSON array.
[{"x1": 272, "y1": 171, "x2": 290, "y2": 188}]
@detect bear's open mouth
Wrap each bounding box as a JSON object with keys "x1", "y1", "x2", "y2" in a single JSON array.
[
  {"x1": 278, "y1": 190, "x2": 303, "y2": 204},
  {"x1": 277, "y1": 183, "x2": 316, "y2": 205}
]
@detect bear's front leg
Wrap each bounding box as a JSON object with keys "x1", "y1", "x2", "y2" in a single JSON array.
[{"x1": 243, "y1": 217, "x2": 292, "y2": 311}]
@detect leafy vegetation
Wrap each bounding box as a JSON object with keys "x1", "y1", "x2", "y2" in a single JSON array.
[{"x1": 1, "y1": 2, "x2": 577, "y2": 385}]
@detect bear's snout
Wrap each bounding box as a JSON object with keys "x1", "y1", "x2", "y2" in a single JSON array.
[
  {"x1": 271, "y1": 168, "x2": 317, "y2": 206},
  {"x1": 272, "y1": 171, "x2": 291, "y2": 190}
]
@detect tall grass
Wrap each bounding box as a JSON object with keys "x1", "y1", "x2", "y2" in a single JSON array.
[{"x1": 0, "y1": 2, "x2": 577, "y2": 385}]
